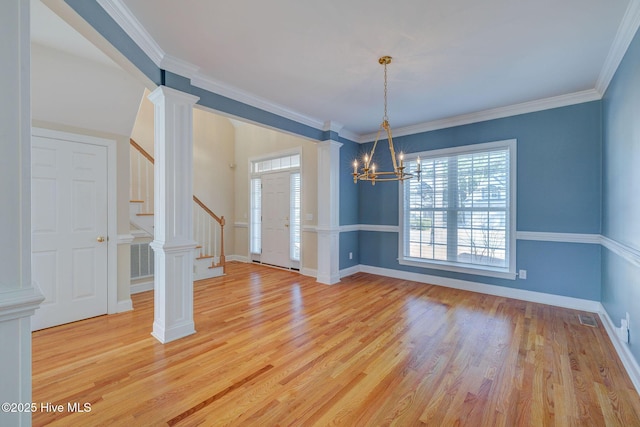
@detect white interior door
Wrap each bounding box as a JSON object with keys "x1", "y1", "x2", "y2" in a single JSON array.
[
  {"x1": 261, "y1": 171, "x2": 290, "y2": 268},
  {"x1": 31, "y1": 135, "x2": 108, "y2": 330}
]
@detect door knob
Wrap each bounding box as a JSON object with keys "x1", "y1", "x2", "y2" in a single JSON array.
[{"x1": 96, "y1": 236, "x2": 105, "y2": 242}]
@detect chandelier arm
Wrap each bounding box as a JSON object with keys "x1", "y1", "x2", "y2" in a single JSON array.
[
  {"x1": 386, "y1": 126, "x2": 399, "y2": 173},
  {"x1": 367, "y1": 126, "x2": 384, "y2": 168}
]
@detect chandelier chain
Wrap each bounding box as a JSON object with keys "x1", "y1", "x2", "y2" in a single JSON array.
[{"x1": 383, "y1": 61, "x2": 388, "y2": 122}]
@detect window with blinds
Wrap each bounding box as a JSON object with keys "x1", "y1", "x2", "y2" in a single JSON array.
[
  {"x1": 399, "y1": 139, "x2": 516, "y2": 279},
  {"x1": 290, "y1": 173, "x2": 301, "y2": 261}
]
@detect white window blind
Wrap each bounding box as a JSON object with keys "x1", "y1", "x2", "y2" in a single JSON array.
[
  {"x1": 290, "y1": 173, "x2": 301, "y2": 261},
  {"x1": 400, "y1": 140, "x2": 516, "y2": 278},
  {"x1": 250, "y1": 178, "x2": 261, "y2": 254}
]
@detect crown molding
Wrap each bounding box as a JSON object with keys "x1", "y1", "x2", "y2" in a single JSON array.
[
  {"x1": 323, "y1": 121, "x2": 343, "y2": 133},
  {"x1": 358, "y1": 89, "x2": 602, "y2": 143},
  {"x1": 596, "y1": 0, "x2": 640, "y2": 95},
  {"x1": 97, "y1": 0, "x2": 164, "y2": 66},
  {"x1": 337, "y1": 128, "x2": 360, "y2": 143},
  {"x1": 191, "y1": 73, "x2": 325, "y2": 131},
  {"x1": 160, "y1": 54, "x2": 199, "y2": 78}
]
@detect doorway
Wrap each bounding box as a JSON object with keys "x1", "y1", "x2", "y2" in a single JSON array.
[{"x1": 250, "y1": 152, "x2": 301, "y2": 270}]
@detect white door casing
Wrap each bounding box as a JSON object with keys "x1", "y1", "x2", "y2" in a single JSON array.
[
  {"x1": 261, "y1": 171, "x2": 291, "y2": 268},
  {"x1": 31, "y1": 129, "x2": 116, "y2": 330}
]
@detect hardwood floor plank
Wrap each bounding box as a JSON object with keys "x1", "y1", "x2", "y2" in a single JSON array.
[{"x1": 32, "y1": 262, "x2": 640, "y2": 426}]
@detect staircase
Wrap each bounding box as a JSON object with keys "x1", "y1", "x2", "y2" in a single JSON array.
[{"x1": 129, "y1": 138, "x2": 225, "y2": 281}]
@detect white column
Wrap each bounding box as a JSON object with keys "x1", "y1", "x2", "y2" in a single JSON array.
[
  {"x1": 317, "y1": 138, "x2": 343, "y2": 285},
  {"x1": 0, "y1": 1, "x2": 44, "y2": 426},
  {"x1": 148, "y1": 86, "x2": 199, "y2": 343}
]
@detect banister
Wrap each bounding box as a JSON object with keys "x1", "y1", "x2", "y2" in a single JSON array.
[
  {"x1": 193, "y1": 195, "x2": 224, "y2": 226},
  {"x1": 130, "y1": 138, "x2": 154, "y2": 164}
]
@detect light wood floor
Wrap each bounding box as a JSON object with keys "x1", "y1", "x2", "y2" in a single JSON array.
[{"x1": 32, "y1": 262, "x2": 640, "y2": 426}]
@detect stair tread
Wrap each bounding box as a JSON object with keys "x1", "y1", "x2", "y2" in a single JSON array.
[
  {"x1": 130, "y1": 200, "x2": 144, "y2": 203},
  {"x1": 136, "y1": 213, "x2": 154, "y2": 216},
  {"x1": 196, "y1": 255, "x2": 215, "y2": 260},
  {"x1": 208, "y1": 265, "x2": 223, "y2": 269}
]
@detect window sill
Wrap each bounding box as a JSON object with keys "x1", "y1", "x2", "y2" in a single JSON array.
[{"x1": 398, "y1": 257, "x2": 516, "y2": 280}]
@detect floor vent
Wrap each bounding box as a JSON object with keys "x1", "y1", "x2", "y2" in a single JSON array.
[{"x1": 579, "y1": 314, "x2": 598, "y2": 327}]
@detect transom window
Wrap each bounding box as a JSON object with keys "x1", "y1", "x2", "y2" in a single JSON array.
[
  {"x1": 253, "y1": 154, "x2": 300, "y2": 174},
  {"x1": 399, "y1": 139, "x2": 516, "y2": 279}
]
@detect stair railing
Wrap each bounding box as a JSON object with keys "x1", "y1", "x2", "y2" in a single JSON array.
[
  {"x1": 130, "y1": 139, "x2": 154, "y2": 214},
  {"x1": 129, "y1": 139, "x2": 226, "y2": 273},
  {"x1": 193, "y1": 196, "x2": 226, "y2": 271}
]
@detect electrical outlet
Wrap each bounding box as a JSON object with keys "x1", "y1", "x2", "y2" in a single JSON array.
[
  {"x1": 518, "y1": 269, "x2": 527, "y2": 280},
  {"x1": 349, "y1": 252, "x2": 353, "y2": 260}
]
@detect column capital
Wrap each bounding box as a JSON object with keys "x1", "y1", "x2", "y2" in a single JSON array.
[
  {"x1": 323, "y1": 120, "x2": 344, "y2": 133},
  {"x1": 318, "y1": 139, "x2": 343, "y2": 149},
  {"x1": 148, "y1": 85, "x2": 200, "y2": 106}
]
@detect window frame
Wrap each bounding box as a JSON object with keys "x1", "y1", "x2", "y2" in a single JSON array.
[{"x1": 398, "y1": 139, "x2": 517, "y2": 280}]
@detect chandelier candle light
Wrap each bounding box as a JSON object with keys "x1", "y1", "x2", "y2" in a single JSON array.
[{"x1": 353, "y1": 56, "x2": 421, "y2": 185}]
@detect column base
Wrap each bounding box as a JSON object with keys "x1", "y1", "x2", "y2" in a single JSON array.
[
  {"x1": 152, "y1": 320, "x2": 195, "y2": 344},
  {"x1": 317, "y1": 228, "x2": 340, "y2": 285}
]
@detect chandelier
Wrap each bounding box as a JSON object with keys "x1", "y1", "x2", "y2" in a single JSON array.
[{"x1": 353, "y1": 56, "x2": 421, "y2": 185}]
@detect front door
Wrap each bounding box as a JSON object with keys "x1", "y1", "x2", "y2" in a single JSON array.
[
  {"x1": 261, "y1": 171, "x2": 290, "y2": 268},
  {"x1": 31, "y1": 134, "x2": 109, "y2": 330}
]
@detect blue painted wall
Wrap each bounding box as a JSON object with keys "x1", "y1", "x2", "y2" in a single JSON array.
[
  {"x1": 353, "y1": 102, "x2": 603, "y2": 300},
  {"x1": 602, "y1": 26, "x2": 640, "y2": 363},
  {"x1": 357, "y1": 102, "x2": 602, "y2": 233},
  {"x1": 340, "y1": 140, "x2": 360, "y2": 270}
]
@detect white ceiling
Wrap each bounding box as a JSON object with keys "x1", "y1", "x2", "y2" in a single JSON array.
[
  {"x1": 31, "y1": 0, "x2": 118, "y2": 68},
  {"x1": 30, "y1": 0, "x2": 146, "y2": 136},
  {"x1": 39, "y1": 0, "x2": 637, "y2": 139}
]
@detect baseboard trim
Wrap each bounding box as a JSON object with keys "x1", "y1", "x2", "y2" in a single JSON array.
[
  {"x1": 131, "y1": 280, "x2": 154, "y2": 295},
  {"x1": 348, "y1": 264, "x2": 600, "y2": 312},
  {"x1": 227, "y1": 255, "x2": 249, "y2": 263},
  {"x1": 597, "y1": 305, "x2": 640, "y2": 395},
  {"x1": 300, "y1": 267, "x2": 317, "y2": 278},
  {"x1": 116, "y1": 299, "x2": 133, "y2": 312},
  {"x1": 339, "y1": 265, "x2": 361, "y2": 278}
]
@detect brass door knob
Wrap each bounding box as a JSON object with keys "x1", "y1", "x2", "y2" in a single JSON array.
[{"x1": 96, "y1": 236, "x2": 105, "y2": 242}]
